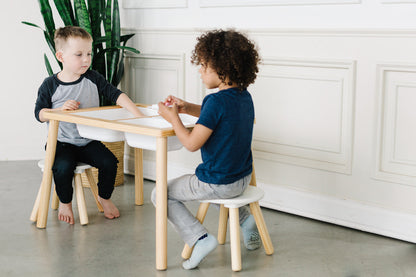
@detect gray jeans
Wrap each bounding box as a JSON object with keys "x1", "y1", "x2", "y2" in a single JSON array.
[{"x1": 151, "y1": 174, "x2": 252, "y2": 247}]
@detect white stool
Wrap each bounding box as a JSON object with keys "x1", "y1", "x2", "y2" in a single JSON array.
[
  {"x1": 181, "y1": 179, "x2": 274, "y2": 271},
  {"x1": 32, "y1": 160, "x2": 103, "y2": 225}
]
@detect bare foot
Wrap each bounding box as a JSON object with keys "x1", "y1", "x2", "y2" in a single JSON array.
[
  {"x1": 99, "y1": 197, "x2": 120, "y2": 219},
  {"x1": 58, "y1": 202, "x2": 75, "y2": 224}
]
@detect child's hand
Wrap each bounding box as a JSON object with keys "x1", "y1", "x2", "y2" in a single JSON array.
[
  {"x1": 158, "y1": 101, "x2": 179, "y2": 124},
  {"x1": 163, "y1": 95, "x2": 186, "y2": 113},
  {"x1": 62, "y1": 100, "x2": 80, "y2": 111}
]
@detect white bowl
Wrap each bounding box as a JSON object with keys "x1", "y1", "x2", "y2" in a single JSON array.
[
  {"x1": 124, "y1": 114, "x2": 198, "y2": 151},
  {"x1": 76, "y1": 107, "x2": 158, "y2": 142},
  {"x1": 76, "y1": 107, "x2": 198, "y2": 151}
]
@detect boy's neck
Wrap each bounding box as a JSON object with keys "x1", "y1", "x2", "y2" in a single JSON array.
[
  {"x1": 57, "y1": 70, "x2": 83, "y2": 83},
  {"x1": 218, "y1": 83, "x2": 237, "y2": 91}
]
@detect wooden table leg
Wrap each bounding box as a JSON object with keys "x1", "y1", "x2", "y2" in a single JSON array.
[
  {"x1": 35, "y1": 120, "x2": 59, "y2": 228},
  {"x1": 156, "y1": 137, "x2": 168, "y2": 270},
  {"x1": 134, "y1": 148, "x2": 144, "y2": 206}
]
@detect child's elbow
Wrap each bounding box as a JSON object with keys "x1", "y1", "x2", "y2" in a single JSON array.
[{"x1": 184, "y1": 143, "x2": 200, "y2": 152}]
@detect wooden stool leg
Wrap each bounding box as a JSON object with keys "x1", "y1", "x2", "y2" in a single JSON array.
[
  {"x1": 135, "y1": 148, "x2": 144, "y2": 206},
  {"x1": 218, "y1": 204, "x2": 229, "y2": 245},
  {"x1": 249, "y1": 165, "x2": 257, "y2": 187},
  {"x1": 31, "y1": 182, "x2": 58, "y2": 220},
  {"x1": 85, "y1": 168, "x2": 104, "y2": 212},
  {"x1": 30, "y1": 185, "x2": 42, "y2": 222},
  {"x1": 51, "y1": 186, "x2": 59, "y2": 210},
  {"x1": 181, "y1": 202, "x2": 210, "y2": 259},
  {"x1": 74, "y1": 173, "x2": 88, "y2": 225},
  {"x1": 249, "y1": 202, "x2": 274, "y2": 255},
  {"x1": 229, "y1": 208, "x2": 242, "y2": 272}
]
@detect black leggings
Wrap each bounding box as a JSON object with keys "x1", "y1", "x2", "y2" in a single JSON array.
[{"x1": 52, "y1": 140, "x2": 118, "y2": 203}]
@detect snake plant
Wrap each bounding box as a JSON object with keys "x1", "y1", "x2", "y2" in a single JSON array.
[{"x1": 23, "y1": 0, "x2": 140, "y2": 106}]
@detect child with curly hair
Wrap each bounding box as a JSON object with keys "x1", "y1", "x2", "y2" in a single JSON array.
[{"x1": 151, "y1": 29, "x2": 261, "y2": 269}]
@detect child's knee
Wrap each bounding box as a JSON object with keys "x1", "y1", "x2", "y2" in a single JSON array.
[
  {"x1": 53, "y1": 160, "x2": 75, "y2": 178},
  {"x1": 98, "y1": 155, "x2": 118, "y2": 172}
]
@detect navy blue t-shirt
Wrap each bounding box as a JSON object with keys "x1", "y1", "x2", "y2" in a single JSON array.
[{"x1": 195, "y1": 87, "x2": 254, "y2": 184}]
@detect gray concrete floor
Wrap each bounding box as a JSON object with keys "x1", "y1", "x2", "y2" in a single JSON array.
[{"x1": 1, "y1": 160, "x2": 415, "y2": 277}]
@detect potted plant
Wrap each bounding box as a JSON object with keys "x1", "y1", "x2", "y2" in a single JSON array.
[{"x1": 23, "y1": 0, "x2": 140, "y2": 186}]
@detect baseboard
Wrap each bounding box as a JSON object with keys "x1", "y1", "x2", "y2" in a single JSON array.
[
  {"x1": 258, "y1": 182, "x2": 416, "y2": 244},
  {"x1": 124, "y1": 156, "x2": 416, "y2": 244}
]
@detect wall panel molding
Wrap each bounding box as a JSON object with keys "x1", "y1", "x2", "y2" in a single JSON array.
[
  {"x1": 123, "y1": 0, "x2": 187, "y2": 9},
  {"x1": 381, "y1": 0, "x2": 416, "y2": 3},
  {"x1": 200, "y1": 0, "x2": 360, "y2": 7},
  {"x1": 123, "y1": 27, "x2": 416, "y2": 38},
  {"x1": 124, "y1": 53, "x2": 186, "y2": 104},
  {"x1": 252, "y1": 57, "x2": 356, "y2": 174},
  {"x1": 374, "y1": 63, "x2": 416, "y2": 186}
]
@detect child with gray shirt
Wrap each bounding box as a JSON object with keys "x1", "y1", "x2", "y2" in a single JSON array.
[{"x1": 35, "y1": 26, "x2": 143, "y2": 224}]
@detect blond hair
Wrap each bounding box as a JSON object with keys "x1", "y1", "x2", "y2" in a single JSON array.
[{"x1": 54, "y1": 26, "x2": 92, "y2": 50}]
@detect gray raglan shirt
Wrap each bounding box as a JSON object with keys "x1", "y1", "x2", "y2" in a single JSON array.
[{"x1": 34, "y1": 70, "x2": 123, "y2": 146}]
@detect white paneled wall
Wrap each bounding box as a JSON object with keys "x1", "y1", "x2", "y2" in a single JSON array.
[
  {"x1": 374, "y1": 64, "x2": 416, "y2": 186},
  {"x1": 121, "y1": 27, "x2": 416, "y2": 243},
  {"x1": 251, "y1": 58, "x2": 355, "y2": 174}
]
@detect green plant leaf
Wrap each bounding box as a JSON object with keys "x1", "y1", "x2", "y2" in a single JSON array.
[
  {"x1": 92, "y1": 51, "x2": 106, "y2": 78},
  {"x1": 104, "y1": 0, "x2": 112, "y2": 80},
  {"x1": 21, "y1": 21, "x2": 43, "y2": 29},
  {"x1": 104, "y1": 0, "x2": 112, "y2": 43},
  {"x1": 118, "y1": 46, "x2": 140, "y2": 55},
  {"x1": 108, "y1": 50, "x2": 119, "y2": 84},
  {"x1": 120, "y1": 33, "x2": 135, "y2": 43},
  {"x1": 65, "y1": 0, "x2": 77, "y2": 24},
  {"x1": 74, "y1": 0, "x2": 92, "y2": 35},
  {"x1": 21, "y1": 21, "x2": 61, "y2": 69},
  {"x1": 87, "y1": 0, "x2": 102, "y2": 41},
  {"x1": 38, "y1": 0, "x2": 55, "y2": 40},
  {"x1": 87, "y1": 0, "x2": 105, "y2": 77},
  {"x1": 42, "y1": 31, "x2": 56, "y2": 57},
  {"x1": 93, "y1": 36, "x2": 108, "y2": 44},
  {"x1": 113, "y1": 51, "x2": 124, "y2": 87},
  {"x1": 95, "y1": 46, "x2": 139, "y2": 58},
  {"x1": 111, "y1": 0, "x2": 120, "y2": 47},
  {"x1": 53, "y1": 0, "x2": 74, "y2": 26},
  {"x1": 44, "y1": 54, "x2": 54, "y2": 76},
  {"x1": 96, "y1": 34, "x2": 136, "y2": 45}
]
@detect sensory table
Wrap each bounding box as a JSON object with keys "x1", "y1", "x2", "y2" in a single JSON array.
[{"x1": 30, "y1": 104, "x2": 198, "y2": 270}]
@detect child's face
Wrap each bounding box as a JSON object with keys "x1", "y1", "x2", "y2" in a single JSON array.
[
  {"x1": 57, "y1": 37, "x2": 92, "y2": 77},
  {"x1": 198, "y1": 62, "x2": 222, "y2": 89}
]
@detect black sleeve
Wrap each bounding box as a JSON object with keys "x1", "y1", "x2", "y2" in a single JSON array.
[
  {"x1": 88, "y1": 70, "x2": 123, "y2": 104},
  {"x1": 34, "y1": 77, "x2": 55, "y2": 122}
]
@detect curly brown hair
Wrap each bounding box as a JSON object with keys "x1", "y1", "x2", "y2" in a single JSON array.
[{"x1": 191, "y1": 29, "x2": 260, "y2": 91}]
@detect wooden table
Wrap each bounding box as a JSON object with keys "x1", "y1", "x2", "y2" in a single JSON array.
[{"x1": 30, "y1": 104, "x2": 196, "y2": 270}]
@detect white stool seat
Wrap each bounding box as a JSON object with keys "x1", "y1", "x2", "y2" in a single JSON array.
[
  {"x1": 37, "y1": 160, "x2": 92, "y2": 174},
  {"x1": 181, "y1": 167, "x2": 274, "y2": 272},
  {"x1": 34, "y1": 159, "x2": 103, "y2": 225},
  {"x1": 201, "y1": 186, "x2": 264, "y2": 208}
]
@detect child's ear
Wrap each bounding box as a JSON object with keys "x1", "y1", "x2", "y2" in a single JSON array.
[{"x1": 55, "y1": 50, "x2": 63, "y2": 62}]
